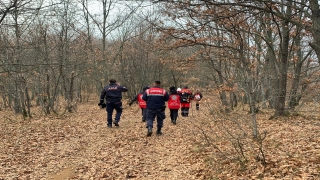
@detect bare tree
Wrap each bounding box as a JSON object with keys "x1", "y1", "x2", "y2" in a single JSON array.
[
  {"x1": 0, "y1": 0, "x2": 18, "y2": 25},
  {"x1": 151, "y1": 0, "x2": 319, "y2": 118}
]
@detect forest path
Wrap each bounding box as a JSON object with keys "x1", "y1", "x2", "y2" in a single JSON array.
[
  {"x1": 45, "y1": 103, "x2": 207, "y2": 180},
  {"x1": 2, "y1": 99, "x2": 320, "y2": 179}
]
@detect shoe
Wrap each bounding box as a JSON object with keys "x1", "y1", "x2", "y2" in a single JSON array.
[
  {"x1": 156, "y1": 128, "x2": 163, "y2": 135},
  {"x1": 173, "y1": 120, "x2": 176, "y2": 125},
  {"x1": 113, "y1": 121, "x2": 119, "y2": 127},
  {"x1": 147, "y1": 127, "x2": 152, "y2": 136},
  {"x1": 107, "y1": 124, "x2": 112, "y2": 128}
]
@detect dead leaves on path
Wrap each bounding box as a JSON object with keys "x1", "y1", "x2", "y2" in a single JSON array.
[{"x1": 0, "y1": 100, "x2": 320, "y2": 179}]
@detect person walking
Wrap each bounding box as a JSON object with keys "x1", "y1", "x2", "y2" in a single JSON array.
[
  {"x1": 168, "y1": 86, "x2": 180, "y2": 125},
  {"x1": 99, "y1": 79, "x2": 128, "y2": 128},
  {"x1": 142, "y1": 80, "x2": 169, "y2": 136},
  {"x1": 193, "y1": 90, "x2": 203, "y2": 110},
  {"x1": 129, "y1": 86, "x2": 150, "y2": 122},
  {"x1": 180, "y1": 86, "x2": 193, "y2": 117}
]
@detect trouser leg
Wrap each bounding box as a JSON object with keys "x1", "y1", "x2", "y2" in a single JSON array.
[
  {"x1": 181, "y1": 107, "x2": 189, "y2": 117},
  {"x1": 114, "y1": 102, "x2": 123, "y2": 122},
  {"x1": 142, "y1": 108, "x2": 147, "y2": 122},
  {"x1": 170, "y1": 109, "x2": 174, "y2": 122},
  {"x1": 181, "y1": 107, "x2": 185, "y2": 116},
  {"x1": 106, "y1": 102, "x2": 114, "y2": 126},
  {"x1": 156, "y1": 109, "x2": 165, "y2": 128},
  {"x1": 156, "y1": 109, "x2": 164, "y2": 135},
  {"x1": 173, "y1": 110, "x2": 178, "y2": 123},
  {"x1": 146, "y1": 109, "x2": 155, "y2": 128},
  {"x1": 146, "y1": 109, "x2": 156, "y2": 136},
  {"x1": 184, "y1": 107, "x2": 190, "y2": 117}
]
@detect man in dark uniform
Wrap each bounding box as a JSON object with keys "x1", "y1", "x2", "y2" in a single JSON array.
[
  {"x1": 142, "y1": 81, "x2": 169, "y2": 136},
  {"x1": 99, "y1": 79, "x2": 128, "y2": 128}
]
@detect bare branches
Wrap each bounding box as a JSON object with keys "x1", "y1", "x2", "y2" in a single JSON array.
[{"x1": 0, "y1": 0, "x2": 18, "y2": 25}]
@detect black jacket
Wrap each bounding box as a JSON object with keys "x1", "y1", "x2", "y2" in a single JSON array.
[{"x1": 100, "y1": 83, "x2": 128, "y2": 102}]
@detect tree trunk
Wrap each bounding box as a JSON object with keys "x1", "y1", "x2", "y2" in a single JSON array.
[
  {"x1": 309, "y1": 0, "x2": 320, "y2": 62},
  {"x1": 273, "y1": 2, "x2": 291, "y2": 117},
  {"x1": 288, "y1": 33, "x2": 304, "y2": 109}
]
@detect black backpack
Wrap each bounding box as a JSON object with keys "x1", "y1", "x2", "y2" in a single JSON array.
[{"x1": 180, "y1": 92, "x2": 190, "y2": 102}]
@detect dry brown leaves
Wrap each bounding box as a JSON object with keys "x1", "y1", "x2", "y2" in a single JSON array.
[{"x1": 0, "y1": 95, "x2": 319, "y2": 179}]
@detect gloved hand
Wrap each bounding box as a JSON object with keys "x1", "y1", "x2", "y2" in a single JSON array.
[
  {"x1": 98, "y1": 102, "x2": 106, "y2": 107},
  {"x1": 161, "y1": 105, "x2": 166, "y2": 111},
  {"x1": 98, "y1": 101, "x2": 106, "y2": 107}
]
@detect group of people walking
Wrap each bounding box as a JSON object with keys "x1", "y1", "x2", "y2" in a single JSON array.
[{"x1": 99, "y1": 79, "x2": 203, "y2": 137}]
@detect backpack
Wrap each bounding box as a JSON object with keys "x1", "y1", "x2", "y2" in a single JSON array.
[{"x1": 181, "y1": 92, "x2": 190, "y2": 102}]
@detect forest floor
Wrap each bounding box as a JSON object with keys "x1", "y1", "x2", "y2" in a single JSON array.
[{"x1": 0, "y1": 94, "x2": 320, "y2": 179}]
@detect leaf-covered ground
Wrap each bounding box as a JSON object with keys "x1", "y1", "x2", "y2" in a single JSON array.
[{"x1": 0, "y1": 96, "x2": 320, "y2": 179}]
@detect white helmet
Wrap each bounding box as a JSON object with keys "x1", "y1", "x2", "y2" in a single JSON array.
[{"x1": 177, "y1": 88, "x2": 181, "y2": 92}]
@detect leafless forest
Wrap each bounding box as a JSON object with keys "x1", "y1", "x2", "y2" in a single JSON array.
[{"x1": 1, "y1": 0, "x2": 320, "y2": 179}]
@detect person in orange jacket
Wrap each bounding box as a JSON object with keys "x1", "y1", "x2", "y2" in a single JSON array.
[
  {"x1": 168, "y1": 86, "x2": 181, "y2": 124},
  {"x1": 180, "y1": 86, "x2": 193, "y2": 117},
  {"x1": 129, "y1": 86, "x2": 150, "y2": 122}
]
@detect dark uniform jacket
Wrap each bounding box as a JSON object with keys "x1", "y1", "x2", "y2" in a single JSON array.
[
  {"x1": 142, "y1": 86, "x2": 169, "y2": 109},
  {"x1": 100, "y1": 83, "x2": 128, "y2": 102}
]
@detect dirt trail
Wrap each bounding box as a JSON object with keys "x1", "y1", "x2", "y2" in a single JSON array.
[
  {"x1": 48, "y1": 104, "x2": 206, "y2": 179},
  {"x1": 0, "y1": 102, "x2": 207, "y2": 180},
  {"x1": 2, "y1": 99, "x2": 320, "y2": 179}
]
